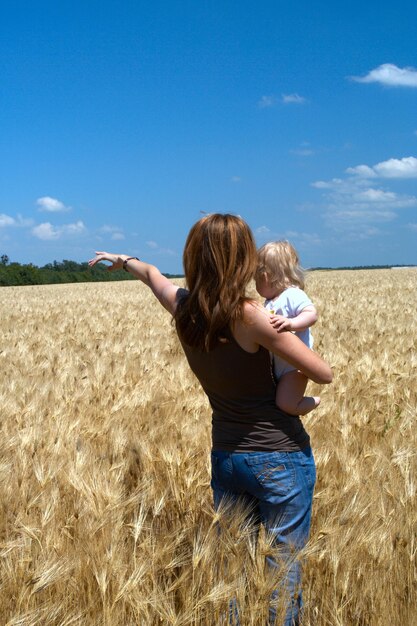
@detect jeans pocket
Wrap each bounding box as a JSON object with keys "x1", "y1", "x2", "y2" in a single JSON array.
[{"x1": 245, "y1": 452, "x2": 296, "y2": 495}]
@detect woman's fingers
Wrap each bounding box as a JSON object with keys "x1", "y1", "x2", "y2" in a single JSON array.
[
  {"x1": 88, "y1": 251, "x2": 124, "y2": 272},
  {"x1": 88, "y1": 256, "x2": 104, "y2": 267},
  {"x1": 88, "y1": 251, "x2": 113, "y2": 267}
]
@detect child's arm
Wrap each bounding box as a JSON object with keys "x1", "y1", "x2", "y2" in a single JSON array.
[{"x1": 270, "y1": 305, "x2": 318, "y2": 333}]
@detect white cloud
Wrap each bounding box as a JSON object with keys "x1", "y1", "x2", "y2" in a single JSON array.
[
  {"x1": 323, "y1": 180, "x2": 417, "y2": 211},
  {"x1": 145, "y1": 240, "x2": 177, "y2": 256},
  {"x1": 314, "y1": 161, "x2": 417, "y2": 233},
  {"x1": 347, "y1": 156, "x2": 417, "y2": 179},
  {"x1": 346, "y1": 165, "x2": 377, "y2": 178},
  {"x1": 361, "y1": 227, "x2": 381, "y2": 237},
  {"x1": 255, "y1": 226, "x2": 271, "y2": 235},
  {"x1": 259, "y1": 94, "x2": 307, "y2": 107},
  {"x1": 32, "y1": 220, "x2": 86, "y2": 241},
  {"x1": 322, "y1": 207, "x2": 397, "y2": 236},
  {"x1": 374, "y1": 156, "x2": 417, "y2": 178},
  {"x1": 312, "y1": 179, "x2": 343, "y2": 189},
  {"x1": 355, "y1": 189, "x2": 397, "y2": 203},
  {"x1": 324, "y1": 182, "x2": 417, "y2": 209},
  {"x1": 313, "y1": 178, "x2": 371, "y2": 197},
  {"x1": 407, "y1": 223, "x2": 417, "y2": 232},
  {"x1": 160, "y1": 248, "x2": 177, "y2": 256},
  {"x1": 0, "y1": 214, "x2": 16, "y2": 227},
  {"x1": 352, "y1": 63, "x2": 417, "y2": 87},
  {"x1": 355, "y1": 189, "x2": 417, "y2": 208},
  {"x1": 100, "y1": 225, "x2": 118, "y2": 233},
  {"x1": 230, "y1": 176, "x2": 241, "y2": 183},
  {"x1": 255, "y1": 226, "x2": 322, "y2": 247},
  {"x1": 326, "y1": 209, "x2": 397, "y2": 224},
  {"x1": 99, "y1": 225, "x2": 125, "y2": 240},
  {"x1": 282, "y1": 93, "x2": 306, "y2": 104},
  {"x1": 0, "y1": 213, "x2": 34, "y2": 228},
  {"x1": 32, "y1": 223, "x2": 60, "y2": 240},
  {"x1": 36, "y1": 196, "x2": 70, "y2": 212},
  {"x1": 284, "y1": 231, "x2": 322, "y2": 246},
  {"x1": 258, "y1": 95, "x2": 275, "y2": 108},
  {"x1": 337, "y1": 225, "x2": 384, "y2": 241},
  {"x1": 64, "y1": 221, "x2": 85, "y2": 235}
]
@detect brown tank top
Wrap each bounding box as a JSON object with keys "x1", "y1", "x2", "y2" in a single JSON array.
[{"x1": 179, "y1": 330, "x2": 310, "y2": 452}]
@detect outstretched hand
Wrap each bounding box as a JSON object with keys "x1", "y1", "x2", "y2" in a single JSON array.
[
  {"x1": 88, "y1": 251, "x2": 123, "y2": 271},
  {"x1": 270, "y1": 314, "x2": 293, "y2": 332}
]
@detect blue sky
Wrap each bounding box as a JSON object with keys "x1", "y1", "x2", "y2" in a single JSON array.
[{"x1": 1, "y1": 1, "x2": 417, "y2": 271}]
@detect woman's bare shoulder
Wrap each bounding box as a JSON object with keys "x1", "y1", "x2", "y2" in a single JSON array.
[
  {"x1": 237, "y1": 300, "x2": 275, "y2": 346},
  {"x1": 242, "y1": 299, "x2": 270, "y2": 327}
]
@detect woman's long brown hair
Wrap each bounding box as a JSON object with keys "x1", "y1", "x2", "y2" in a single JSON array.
[{"x1": 175, "y1": 214, "x2": 257, "y2": 351}]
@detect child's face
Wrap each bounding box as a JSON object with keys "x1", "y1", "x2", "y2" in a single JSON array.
[{"x1": 255, "y1": 272, "x2": 278, "y2": 300}]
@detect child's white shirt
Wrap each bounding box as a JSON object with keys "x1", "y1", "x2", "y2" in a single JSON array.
[{"x1": 264, "y1": 286, "x2": 314, "y2": 379}]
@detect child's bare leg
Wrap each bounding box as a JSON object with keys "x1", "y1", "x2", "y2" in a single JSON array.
[{"x1": 276, "y1": 370, "x2": 320, "y2": 416}]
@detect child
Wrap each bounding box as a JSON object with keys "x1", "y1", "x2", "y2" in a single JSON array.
[{"x1": 256, "y1": 240, "x2": 320, "y2": 416}]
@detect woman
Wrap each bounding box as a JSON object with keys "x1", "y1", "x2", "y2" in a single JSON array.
[{"x1": 88, "y1": 213, "x2": 332, "y2": 625}]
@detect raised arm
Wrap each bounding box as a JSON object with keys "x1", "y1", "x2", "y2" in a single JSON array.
[
  {"x1": 88, "y1": 252, "x2": 180, "y2": 315},
  {"x1": 242, "y1": 303, "x2": 332, "y2": 384}
]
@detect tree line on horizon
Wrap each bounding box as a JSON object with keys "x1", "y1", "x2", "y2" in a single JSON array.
[
  {"x1": 0, "y1": 254, "x2": 414, "y2": 287},
  {"x1": 0, "y1": 255, "x2": 183, "y2": 287}
]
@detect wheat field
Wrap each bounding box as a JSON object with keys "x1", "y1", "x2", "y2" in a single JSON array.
[{"x1": 1, "y1": 269, "x2": 416, "y2": 625}]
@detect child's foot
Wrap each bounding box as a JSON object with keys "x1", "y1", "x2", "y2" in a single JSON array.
[{"x1": 313, "y1": 396, "x2": 321, "y2": 408}]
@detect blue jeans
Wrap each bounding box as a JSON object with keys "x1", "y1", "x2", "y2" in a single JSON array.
[{"x1": 211, "y1": 447, "x2": 316, "y2": 626}]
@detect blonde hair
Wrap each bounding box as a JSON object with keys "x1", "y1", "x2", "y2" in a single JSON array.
[
  {"x1": 175, "y1": 213, "x2": 258, "y2": 351},
  {"x1": 256, "y1": 240, "x2": 305, "y2": 293}
]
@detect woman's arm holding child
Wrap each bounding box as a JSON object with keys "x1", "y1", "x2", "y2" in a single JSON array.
[{"x1": 243, "y1": 303, "x2": 332, "y2": 384}]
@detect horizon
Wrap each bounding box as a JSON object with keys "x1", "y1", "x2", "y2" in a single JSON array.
[{"x1": 2, "y1": 254, "x2": 416, "y2": 274}]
